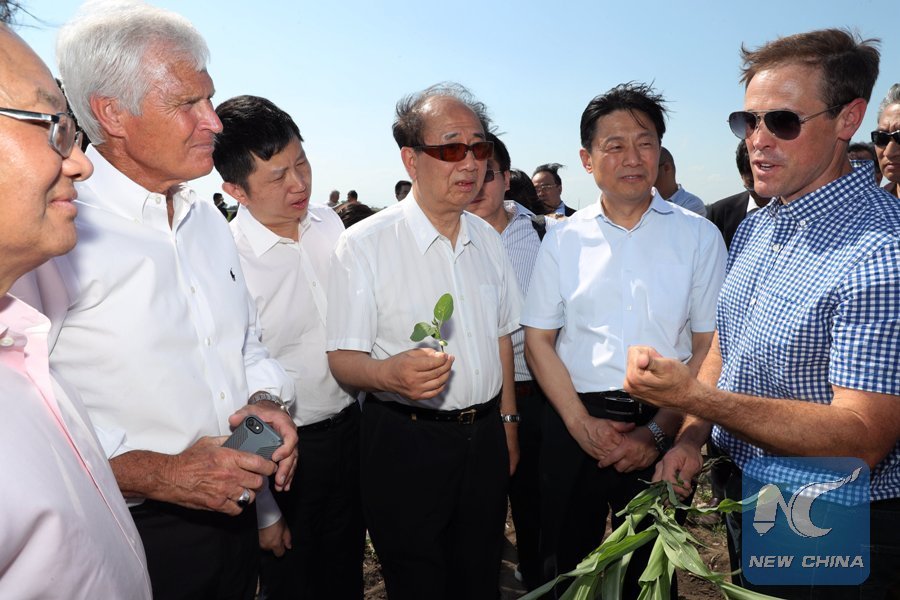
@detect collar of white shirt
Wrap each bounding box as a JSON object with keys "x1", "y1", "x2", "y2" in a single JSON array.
[
  {"x1": 234, "y1": 204, "x2": 322, "y2": 257},
  {"x1": 81, "y1": 146, "x2": 195, "y2": 224},
  {"x1": 580, "y1": 189, "x2": 674, "y2": 225},
  {"x1": 403, "y1": 194, "x2": 477, "y2": 254}
]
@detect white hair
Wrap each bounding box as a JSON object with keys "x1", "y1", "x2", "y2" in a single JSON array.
[
  {"x1": 56, "y1": 0, "x2": 209, "y2": 144},
  {"x1": 877, "y1": 83, "x2": 900, "y2": 122}
]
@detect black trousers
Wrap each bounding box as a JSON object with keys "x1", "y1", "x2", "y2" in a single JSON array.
[
  {"x1": 539, "y1": 398, "x2": 671, "y2": 600},
  {"x1": 361, "y1": 397, "x2": 509, "y2": 600},
  {"x1": 258, "y1": 403, "x2": 365, "y2": 600},
  {"x1": 714, "y1": 445, "x2": 900, "y2": 599},
  {"x1": 130, "y1": 498, "x2": 258, "y2": 600},
  {"x1": 509, "y1": 380, "x2": 546, "y2": 591}
]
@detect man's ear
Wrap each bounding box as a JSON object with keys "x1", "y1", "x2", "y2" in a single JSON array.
[
  {"x1": 400, "y1": 146, "x2": 418, "y2": 180},
  {"x1": 89, "y1": 95, "x2": 128, "y2": 139},
  {"x1": 222, "y1": 182, "x2": 250, "y2": 207},
  {"x1": 579, "y1": 148, "x2": 593, "y2": 173},
  {"x1": 837, "y1": 98, "x2": 867, "y2": 142}
]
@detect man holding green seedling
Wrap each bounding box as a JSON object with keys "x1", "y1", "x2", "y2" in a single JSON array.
[
  {"x1": 626, "y1": 29, "x2": 900, "y2": 597},
  {"x1": 326, "y1": 83, "x2": 522, "y2": 600}
]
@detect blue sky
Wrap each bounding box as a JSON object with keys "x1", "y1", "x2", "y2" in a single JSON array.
[{"x1": 14, "y1": 0, "x2": 900, "y2": 209}]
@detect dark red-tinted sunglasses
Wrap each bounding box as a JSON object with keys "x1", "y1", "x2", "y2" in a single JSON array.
[{"x1": 414, "y1": 141, "x2": 493, "y2": 162}]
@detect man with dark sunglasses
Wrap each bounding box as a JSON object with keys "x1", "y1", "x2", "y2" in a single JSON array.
[
  {"x1": 626, "y1": 29, "x2": 900, "y2": 597},
  {"x1": 873, "y1": 83, "x2": 900, "y2": 199},
  {"x1": 327, "y1": 83, "x2": 522, "y2": 600},
  {"x1": 0, "y1": 18, "x2": 151, "y2": 598}
]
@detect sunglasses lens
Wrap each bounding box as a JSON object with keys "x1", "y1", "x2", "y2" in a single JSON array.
[
  {"x1": 870, "y1": 131, "x2": 899, "y2": 148},
  {"x1": 728, "y1": 112, "x2": 755, "y2": 139},
  {"x1": 440, "y1": 143, "x2": 467, "y2": 161},
  {"x1": 765, "y1": 110, "x2": 802, "y2": 140},
  {"x1": 471, "y1": 141, "x2": 493, "y2": 160}
]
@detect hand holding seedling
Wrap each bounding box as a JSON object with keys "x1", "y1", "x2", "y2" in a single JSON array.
[{"x1": 410, "y1": 293, "x2": 454, "y2": 352}]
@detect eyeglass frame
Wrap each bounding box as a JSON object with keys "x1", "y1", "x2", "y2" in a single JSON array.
[
  {"x1": 534, "y1": 183, "x2": 560, "y2": 193},
  {"x1": 727, "y1": 104, "x2": 846, "y2": 141},
  {"x1": 0, "y1": 107, "x2": 83, "y2": 158},
  {"x1": 484, "y1": 168, "x2": 509, "y2": 183},
  {"x1": 871, "y1": 129, "x2": 900, "y2": 148},
  {"x1": 412, "y1": 141, "x2": 493, "y2": 163}
]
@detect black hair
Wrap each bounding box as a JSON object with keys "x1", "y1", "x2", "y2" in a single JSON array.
[
  {"x1": 735, "y1": 140, "x2": 752, "y2": 179},
  {"x1": 213, "y1": 95, "x2": 303, "y2": 192},
  {"x1": 532, "y1": 162, "x2": 563, "y2": 186},
  {"x1": 392, "y1": 82, "x2": 490, "y2": 148},
  {"x1": 394, "y1": 180, "x2": 411, "y2": 195},
  {"x1": 336, "y1": 202, "x2": 375, "y2": 228},
  {"x1": 486, "y1": 132, "x2": 511, "y2": 172},
  {"x1": 580, "y1": 82, "x2": 667, "y2": 150},
  {"x1": 508, "y1": 169, "x2": 542, "y2": 214}
]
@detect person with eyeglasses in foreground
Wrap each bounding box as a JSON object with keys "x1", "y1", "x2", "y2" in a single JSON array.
[
  {"x1": 522, "y1": 83, "x2": 726, "y2": 599},
  {"x1": 872, "y1": 83, "x2": 900, "y2": 200},
  {"x1": 326, "y1": 82, "x2": 522, "y2": 600},
  {"x1": 625, "y1": 29, "x2": 900, "y2": 598},
  {"x1": 0, "y1": 17, "x2": 152, "y2": 599},
  {"x1": 12, "y1": 2, "x2": 299, "y2": 599}
]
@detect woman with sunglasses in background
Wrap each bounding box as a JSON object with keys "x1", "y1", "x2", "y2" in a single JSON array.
[{"x1": 872, "y1": 83, "x2": 900, "y2": 199}]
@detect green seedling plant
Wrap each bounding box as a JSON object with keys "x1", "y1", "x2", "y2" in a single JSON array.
[
  {"x1": 521, "y1": 471, "x2": 783, "y2": 600},
  {"x1": 410, "y1": 293, "x2": 454, "y2": 352}
]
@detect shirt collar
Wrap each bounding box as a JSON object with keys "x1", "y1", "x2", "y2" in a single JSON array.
[
  {"x1": 234, "y1": 204, "x2": 320, "y2": 257},
  {"x1": 403, "y1": 194, "x2": 472, "y2": 254},
  {"x1": 584, "y1": 188, "x2": 672, "y2": 223},
  {"x1": 505, "y1": 200, "x2": 535, "y2": 219},
  {"x1": 79, "y1": 146, "x2": 196, "y2": 223}
]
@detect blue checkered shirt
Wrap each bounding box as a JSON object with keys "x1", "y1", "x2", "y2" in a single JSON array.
[{"x1": 711, "y1": 163, "x2": 900, "y2": 502}]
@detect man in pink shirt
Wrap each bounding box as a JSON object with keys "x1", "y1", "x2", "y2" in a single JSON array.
[{"x1": 0, "y1": 16, "x2": 152, "y2": 598}]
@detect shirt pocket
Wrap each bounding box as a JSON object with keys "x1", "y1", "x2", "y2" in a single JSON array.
[{"x1": 645, "y1": 265, "x2": 691, "y2": 335}]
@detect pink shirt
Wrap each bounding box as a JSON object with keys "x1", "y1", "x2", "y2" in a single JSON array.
[{"x1": 0, "y1": 294, "x2": 151, "y2": 599}]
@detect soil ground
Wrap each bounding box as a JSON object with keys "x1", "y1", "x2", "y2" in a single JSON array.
[{"x1": 362, "y1": 480, "x2": 731, "y2": 599}]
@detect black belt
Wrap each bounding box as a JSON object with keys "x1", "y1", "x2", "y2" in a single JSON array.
[
  {"x1": 297, "y1": 402, "x2": 356, "y2": 433},
  {"x1": 368, "y1": 394, "x2": 500, "y2": 425},
  {"x1": 578, "y1": 390, "x2": 656, "y2": 425},
  {"x1": 515, "y1": 380, "x2": 539, "y2": 398}
]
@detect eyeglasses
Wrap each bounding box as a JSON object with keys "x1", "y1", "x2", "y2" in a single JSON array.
[
  {"x1": 484, "y1": 168, "x2": 507, "y2": 183},
  {"x1": 414, "y1": 141, "x2": 493, "y2": 162},
  {"x1": 534, "y1": 184, "x2": 559, "y2": 193},
  {"x1": 0, "y1": 107, "x2": 83, "y2": 157},
  {"x1": 871, "y1": 129, "x2": 900, "y2": 148},
  {"x1": 727, "y1": 104, "x2": 845, "y2": 141}
]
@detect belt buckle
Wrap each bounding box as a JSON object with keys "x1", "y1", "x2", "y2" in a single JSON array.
[{"x1": 457, "y1": 408, "x2": 477, "y2": 425}]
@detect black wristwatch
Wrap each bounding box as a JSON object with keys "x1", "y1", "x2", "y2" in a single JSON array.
[
  {"x1": 248, "y1": 390, "x2": 289, "y2": 415},
  {"x1": 646, "y1": 420, "x2": 672, "y2": 453}
]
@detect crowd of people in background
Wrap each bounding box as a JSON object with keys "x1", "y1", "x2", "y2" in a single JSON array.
[{"x1": 2, "y1": 1, "x2": 899, "y2": 600}]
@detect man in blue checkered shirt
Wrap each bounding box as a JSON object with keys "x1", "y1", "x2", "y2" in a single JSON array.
[{"x1": 624, "y1": 29, "x2": 900, "y2": 597}]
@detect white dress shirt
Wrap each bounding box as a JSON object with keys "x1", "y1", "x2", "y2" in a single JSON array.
[
  {"x1": 232, "y1": 204, "x2": 354, "y2": 426},
  {"x1": 0, "y1": 294, "x2": 152, "y2": 599},
  {"x1": 326, "y1": 196, "x2": 522, "y2": 411},
  {"x1": 522, "y1": 193, "x2": 726, "y2": 392},
  {"x1": 29, "y1": 147, "x2": 294, "y2": 523}
]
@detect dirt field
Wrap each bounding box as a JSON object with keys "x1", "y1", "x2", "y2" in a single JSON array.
[{"x1": 362, "y1": 500, "x2": 731, "y2": 599}]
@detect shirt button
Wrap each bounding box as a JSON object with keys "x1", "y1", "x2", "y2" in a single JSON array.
[
  {"x1": 155, "y1": 197, "x2": 162, "y2": 205},
  {"x1": 220, "y1": 392, "x2": 226, "y2": 400},
  {"x1": 190, "y1": 286, "x2": 196, "y2": 294},
  {"x1": 749, "y1": 297, "x2": 756, "y2": 306},
  {"x1": 475, "y1": 369, "x2": 480, "y2": 375},
  {"x1": 772, "y1": 243, "x2": 781, "y2": 252},
  {"x1": 799, "y1": 220, "x2": 807, "y2": 228},
  {"x1": 467, "y1": 331, "x2": 472, "y2": 337},
  {"x1": 626, "y1": 305, "x2": 632, "y2": 311},
  {"x1": 312, "y1": 281, "x2": 317, "y2": 287},
  {"x1": 0, "y1": 337, "x2": 14, "y2": 347},
  {"x1": 205, "y1": 338, "x2": 212, "y2": 346}
]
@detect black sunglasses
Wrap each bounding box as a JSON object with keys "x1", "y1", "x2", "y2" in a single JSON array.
[
  {"x1": 871, "y1": 129, "x2": 900, "y2": 148},
  {"x1": 414, "y1": 141, "x2": 493, "y2": 162},
  {"x1": 728, "y1": 104, "x2": 845, "y2": 141},
  {"x1": 484, "y1": 168, "x2": 507, "y2": 183}
]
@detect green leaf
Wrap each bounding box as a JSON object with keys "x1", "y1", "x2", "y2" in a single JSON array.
[
  {"x1": 410, "y1": 322, "x2": 436, "y2": 342},
  {"x1": 719, "y1": 581, "x2": 786, "y2": 599},
  {"x1": 433, "y1": 293, "x2": 454, "y2": 322}
]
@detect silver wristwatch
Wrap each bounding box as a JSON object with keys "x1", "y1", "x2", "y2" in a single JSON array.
[
  {"x1": 248, "y1": 390, "x2": 289, "y2": 414},
  {"x1": 501, "y1": 414, "x2": 521, "y2": 423},
  {"x1": 646, "y1": 420, "x2": 671, "y2": 453}
]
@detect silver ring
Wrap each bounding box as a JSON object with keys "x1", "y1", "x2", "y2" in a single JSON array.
[{"x1": 236, "y1": 489, "x2": 251, "y2": 508}]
